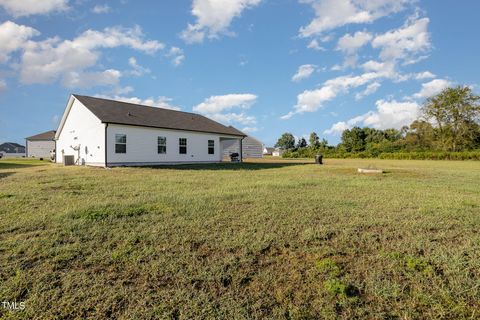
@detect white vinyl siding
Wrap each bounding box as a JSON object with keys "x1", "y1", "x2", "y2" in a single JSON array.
[{"x1": 55, "y1": 97, "x2": 105, "y2": 166}]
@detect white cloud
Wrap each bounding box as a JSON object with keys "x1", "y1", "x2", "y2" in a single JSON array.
[
  {"x1": 292, "y1": 64, "x2": 316, "y2": 82},
  {"x1": 282, "y1": 72, "x2": 379, "y2": 119},
  {"x1": 92, "y1": 4, "x2": 111, "y2": 14},
  {"x1": 337, "y1": 31, "x2": 372, "y2": 54},
  {"x1": 193, "y1": 93, "x2": 258, "y2": 125},
  {"x1": 127, "y1": 57, "x2": 150, "y2": 76},
  {"x1": 165, "y1": 47, "x2": 185, "y2": 66},
  {"x1": 415, "y1": 71, "x2": 435, "y2": 80},
  {"x1": 0, "y1": 79, "x2": 6, "y2": 91},
  {"x1": 372, "y1": 17, "x2": 431, "y2": 62},
  {"x1": 0, "y1": 0, "x2": 68, "y2": 17},
  {"x1": 325, "y1": 99, "x2": 420, "y2": 134},
  {"x1": 242, "y1": 126, "x2": 258, "y2": 133},
  {"x1": 193, "y1": 93, "x2": 257, "y2": 113},
  {"x1": 62, "y1": 69, "x2": 121, "y2": 88},
  {"x1": 180, "y1": 0, "x2": 261, "y2": 43},
  {"x1": 361, "y1": 59, "x2": 403, "y2": 80},
  {"x1": 307, "y1": 39, "x2": 325, "y2": 51},
  {"x1": 0, "y1": 21, "x2": 40, "y2": 63},
  {"x1": 299, "y1": 0, "x2": 412, "y2": 37},
  {"x1": 209, "y1": 112, "x2": 257, "y2": 125},
  {"x1": 413, "y1": 79, "x2": 450, "y2": 99},
  {"x1": 18, "y1": 25, "x2": 163, "y2": 86},
  {"x1": 96, "y1": 95, "x2": 181, "y2": 110},
  {"x1": 355, "y1": 81, "x2": 381, "y2": 100}
]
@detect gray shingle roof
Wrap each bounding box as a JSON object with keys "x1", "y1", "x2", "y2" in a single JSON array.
[
  {"x1": 73, "y1": 95, "x2": 246, "y2": 137},
  {"x1": 26, "y1": 130, "x2": 56, "y2": 141}
]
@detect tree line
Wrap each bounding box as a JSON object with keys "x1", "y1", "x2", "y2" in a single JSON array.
[{"x1": 275, "y1": 86, "x2": 480, "y2": 160}]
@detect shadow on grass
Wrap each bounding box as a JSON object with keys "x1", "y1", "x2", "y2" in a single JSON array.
[
  {"x1": 144, "y1": 162, "x2": 312, "y2": 171},
  {"x1": 0, "y1": 160, "x2": 47, "y2": 169},
  {"x1": 0, "y1": 172, "x2": 15, "y2": 180}
]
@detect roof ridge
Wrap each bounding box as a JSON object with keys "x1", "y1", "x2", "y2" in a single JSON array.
[{"x1": 73, "y1": 94, "x2": 202, "y2": 117}]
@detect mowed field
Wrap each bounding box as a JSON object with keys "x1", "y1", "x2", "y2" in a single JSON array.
[{"x1": 1, "y1": 158, "x2": 479, "y2": 319}]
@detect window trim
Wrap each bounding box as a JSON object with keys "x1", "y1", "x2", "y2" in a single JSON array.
[
  {"x1": 179, "y1": 138, "x2": 187, "y2": 154},
  {"x1": 157, "y1": 136, "x2": 167, "y2": 154},
  {"x1": 115, "y1": 134, "x2": 127, "y2": 154},
  {"x1": 208, "y1": 139, "x2": 215, "y2": 155}
]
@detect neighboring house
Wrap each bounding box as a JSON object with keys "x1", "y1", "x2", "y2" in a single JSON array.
[
  {"x1": 0, "y1": 142, "x2": 25, "y2": 154},
  {"x1": 263, "y1": 147, "x2": 275, "y2": 155},
  {"x1": 26, "y1": 130, "x2": 56, "y2": 158},
  {"x1": 55, "y1": 95, "x2": 246, "y2": 166},
  {"x1": 272, "y1": 147, "x2": 284, "y2": 157},
  {"x1": 222, "y1": 135, "x2": 264, "y2": 159}
]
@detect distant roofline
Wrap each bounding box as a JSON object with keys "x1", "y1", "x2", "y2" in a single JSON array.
[{"x1": 25, "y1": 130, "x2": 56, "y2": 141}]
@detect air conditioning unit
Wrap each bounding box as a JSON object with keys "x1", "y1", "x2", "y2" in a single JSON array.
[{"x1": 63, "y1": 155, "x2": 75, "y2": 166}]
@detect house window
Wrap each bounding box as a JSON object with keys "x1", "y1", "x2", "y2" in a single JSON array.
[
  {"x1": 115, "y1": 134, "x2": 126, "y2": 153},
  {"x1": 179, "y1": 138, "x2": 187, "y2": 154},
  {"x1": 158, "y1": 136, "x2": 166, "y2": 154},
  {"x1": 208, "y1": 140, "x2": 214, "y2": 154}
]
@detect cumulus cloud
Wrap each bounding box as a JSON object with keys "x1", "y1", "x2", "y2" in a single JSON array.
[
  {"x1": 372, "y1": 17, "x2": 431, "y2": 62},
  {"x1": 325, "y1": 99, "x2": 420, "y2": 134},
  {"x1": 0, "y1": 21, "x2": 40, "y2": 63},
  {"x1": 193, "y1": 93, "x2": 257, "y2": 113},
  {"x1": 292, "y1": 64, "x2": 316, "y2": 82},
  {"x1": 413, "y1": 79, "x2": 451, "y2": 99},
  {"x1": 414, "y1": 71, "x2": 435, "y2": 80},
  {"x1": 17, "y1": 25, "x2": 163, "y2": 87},
  {"x1": 0, "y1": 0, "x2": 69, "y2": 17},
  {"x1": 62, "y1": 69, "x2": 121, "y2": 88},
  {"x1": 355, "y1": 81, "x2": 381, "y2": 100},
  {"x1": 180, "y1": 0, "x2": 261, "y2": 43},
  {"x1": 337, "y1": 31, "x2": 372, "y2": 54},
  {"x1": 299, "y1": 0, "x2": 412, "y2": 38},
  {"x1": 242, "y1": 126, "x2": 258, "y2": 133},
  {"x1": 96, "y1": 95, "x2": 181, "y2": 110},
  {"x1": 165, "y1": 47, "x2": 185, "y2": 66},
  {"x1": 282, "y1": 72, "x2": 379, "y2": 119},
  {"x1": 193, "y1": 93, "x2": 258, "y2": 126},
  {"x1": 307, "y1": 39, "x2": 325, "y2": 51},
  {"x1": 127, "y1": 57, "x2": 150, "y2": 76},
  {"x1": 92, "y1": 4, "x2": 111, "y2": 14}
]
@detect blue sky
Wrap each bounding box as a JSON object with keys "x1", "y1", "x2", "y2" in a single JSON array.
[{"x1": 0, "y1": 0, "x2": 479, "y2": 146}]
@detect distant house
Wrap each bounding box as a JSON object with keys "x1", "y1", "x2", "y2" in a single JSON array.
[
  {"x1": 263, "y1": 147, "x2": 275, "y2": 155},
  {"x1": 222, "y1": 135, "x2": 264, "y2": 159},
  {"x1": 0, "y1": 142, "x2": 25, "y2": 154},
  {"x1": 26, "y1": 130, "x2": 56, "y2": 158},
  {"x1": 55, "y1": 95, "x2": 246, "y2": 166},
  {"x1": 272, "y1": 147, "x2": 284, "y2": 157}
]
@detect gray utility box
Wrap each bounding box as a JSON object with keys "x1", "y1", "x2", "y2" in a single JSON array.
[{"x1": 63, "y1": 155, "x2": 75, "y2": 166}]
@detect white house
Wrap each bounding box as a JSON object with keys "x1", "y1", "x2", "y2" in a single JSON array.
[
  {"x1": 55, "y1": 95, "x2": 246, "y2": 167},
  {"x1": 26, "y1": 130, "x2": 56, "y2": 159},
  {"x1": 272, "y1": 148, "x2": 284, "y2": 157},
  {"x1": 222, "y1": 135, "x2": 264, "y2": 159},
  {"x1": 263, "y1": 147, "x2": 274, "y2": 155}
]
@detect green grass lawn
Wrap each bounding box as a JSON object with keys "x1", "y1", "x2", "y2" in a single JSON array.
[{"x1": 1, "y1": 158, "x2": 479, "y2": 319}]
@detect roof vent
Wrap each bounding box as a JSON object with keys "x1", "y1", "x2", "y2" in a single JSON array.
[{"x1": 127, "y1": 112, "x2": 132, "y2": 116}]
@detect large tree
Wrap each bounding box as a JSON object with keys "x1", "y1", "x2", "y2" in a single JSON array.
[
  {"x1": 422, "y1": 86, "x2": 480, "y2": 151},
  {"x1": 341, "y1": 127, "x2": 367, "y2": 152},
  {"x1": 275, "y1": 133, "x2": 295, "y2": 149},
  {"x1": 296, "y1": 137, "x2": 307, "y2": 149},
  {"x1": 309, "y1": 132, "x2": 320, "y2": 148}
]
